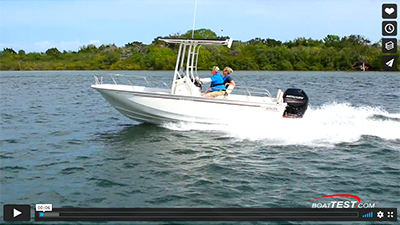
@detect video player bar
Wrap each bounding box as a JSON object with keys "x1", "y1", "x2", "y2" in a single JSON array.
[{"x1": 35, "y1": 208, "x2": 397, "y2": 221}]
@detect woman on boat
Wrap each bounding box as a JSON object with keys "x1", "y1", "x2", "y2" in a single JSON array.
[
  {"x1": 222, "y1": 67, "x2": 235, "y2": 94},
  {"x1": 195, "y1": 66, "x2": 226, "y2": 97}
]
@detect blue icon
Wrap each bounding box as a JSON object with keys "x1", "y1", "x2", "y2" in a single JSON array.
[
  {"x1": 39, "y1": 212, "x2": 44, "y2": 217},
  {"x1": 362, "y1": 212, "x2": 373, "y2": 218}
]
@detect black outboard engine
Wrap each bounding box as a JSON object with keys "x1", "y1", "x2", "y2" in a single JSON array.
[{"x1": 282, "y1": 88, "x2": 308, "y2": 118}]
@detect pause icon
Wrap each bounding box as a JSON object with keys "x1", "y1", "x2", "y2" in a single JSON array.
[{"x1": 362, "y1": 212, "x2": 373, "y2": 218}]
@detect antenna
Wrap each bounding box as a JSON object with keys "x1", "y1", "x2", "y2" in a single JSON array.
[{"x1": 191, "y1": 0, "x2": 198, "y2": 38}]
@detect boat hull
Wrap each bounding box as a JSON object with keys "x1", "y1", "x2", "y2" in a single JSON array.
[{"x1": 92, "y1": 85, "x2": 287, "y2": 125}]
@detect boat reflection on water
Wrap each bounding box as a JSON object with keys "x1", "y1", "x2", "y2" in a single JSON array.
[{"x1": 94, "y1": 123, "x2": 169, "y2": 144}]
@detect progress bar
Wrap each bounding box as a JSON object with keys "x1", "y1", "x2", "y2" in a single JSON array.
[{"x1": 35, "y1": 208, "x2": 397, "y2": 221}]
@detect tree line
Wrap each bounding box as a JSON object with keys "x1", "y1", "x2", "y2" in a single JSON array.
[{"x1": 0, "y1": 29, "x2": 398, "y2": 71}]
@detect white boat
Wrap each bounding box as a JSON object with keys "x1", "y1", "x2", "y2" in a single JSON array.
[{"x1": 91, "y1": 38, "x2": 308, "y2": 124}]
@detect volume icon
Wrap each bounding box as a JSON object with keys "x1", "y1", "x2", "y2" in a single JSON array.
[{"x1": 362, "y1": 212, "x2": 373, "y2": 218}]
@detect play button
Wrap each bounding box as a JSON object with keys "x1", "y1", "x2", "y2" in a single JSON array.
[
  {"x1": 3, "y1": 204, "x2": 31, "y2": 221},
  {"x1": 14, "y1": 208, "x2": 22, "y2": 217}
]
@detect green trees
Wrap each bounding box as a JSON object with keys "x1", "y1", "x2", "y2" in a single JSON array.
[
  {"x1": 0, "y1": 29, "x2": 398, "y2": 71},
  {"x1": 182, "y1": 29, "x2": 218, "y2": 39}
]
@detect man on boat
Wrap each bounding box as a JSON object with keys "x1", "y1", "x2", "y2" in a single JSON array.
[
  {"x1": 222, "y1": 67, "x2": 235, "y2": 94},
  {"x1": 195, "y1": 66, "x2": 226, "y2": 98}
]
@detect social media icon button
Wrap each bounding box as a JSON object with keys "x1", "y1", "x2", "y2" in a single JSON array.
[
  {"x1": 382, "y1": 55, "x2": 398, "y2": 71},
  {"x1": 382, "y1": 38, "x2": 397, "y2": 53},
  {"x1": 382, "y1": 4, "x2": 397, "y2": 19},
  {"x1": 382, "y1": 21, "x2": 397, "y2": 36}
]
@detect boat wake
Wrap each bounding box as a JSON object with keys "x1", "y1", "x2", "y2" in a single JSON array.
[{"x1": 161, "y1": 102, "x2": 400, "y2": 147}]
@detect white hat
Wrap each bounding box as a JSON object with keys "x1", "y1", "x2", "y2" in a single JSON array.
[{"x1": 211, "y1": 66, "x2": 220, "y2": 72}]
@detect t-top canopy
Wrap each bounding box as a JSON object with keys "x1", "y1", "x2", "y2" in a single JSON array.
[{"x1": 159, "y1": 38, "x2": 233, "y2": 48}]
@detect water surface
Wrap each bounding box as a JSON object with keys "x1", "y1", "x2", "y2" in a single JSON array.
[{"x1": 1, "y1": 71, "x2": 399, "y2": 224}]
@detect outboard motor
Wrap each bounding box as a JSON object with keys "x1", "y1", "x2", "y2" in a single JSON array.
[{"x1": 282, "y1": 88, "x2": 308, "y2": 118}]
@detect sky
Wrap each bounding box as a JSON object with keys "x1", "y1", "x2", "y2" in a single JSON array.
[{"x1": 0, "y1": 0, "x2": 397, "y2": 52}]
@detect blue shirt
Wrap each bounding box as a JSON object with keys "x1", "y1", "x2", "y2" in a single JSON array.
[{"x1": 210, "y1": 73, "x2": 226, "y2": 91}]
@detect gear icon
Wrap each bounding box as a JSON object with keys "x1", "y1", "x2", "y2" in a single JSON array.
[{"x1": 377, "y1": 211, "x2": 384, "y2": 218}]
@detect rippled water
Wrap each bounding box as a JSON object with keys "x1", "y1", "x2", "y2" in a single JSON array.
[{"x1": 1, "y1": 71, "x2": 399, "y2": 224}]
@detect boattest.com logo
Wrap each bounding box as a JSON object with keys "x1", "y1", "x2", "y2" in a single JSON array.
[{"x1": 311, "y1": 194, "x2": 376, "y2": 208}]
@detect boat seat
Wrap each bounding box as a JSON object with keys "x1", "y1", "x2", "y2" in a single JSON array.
[
  {"x1": 226, "y1": 85, "x2": 234, "y2": 94},
  {"x1": 276, "y1": 89, "x2": 283, "y2": 103},
  {"x1": 222, "y1": 85, "x2": 234, "y2": 99}
]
